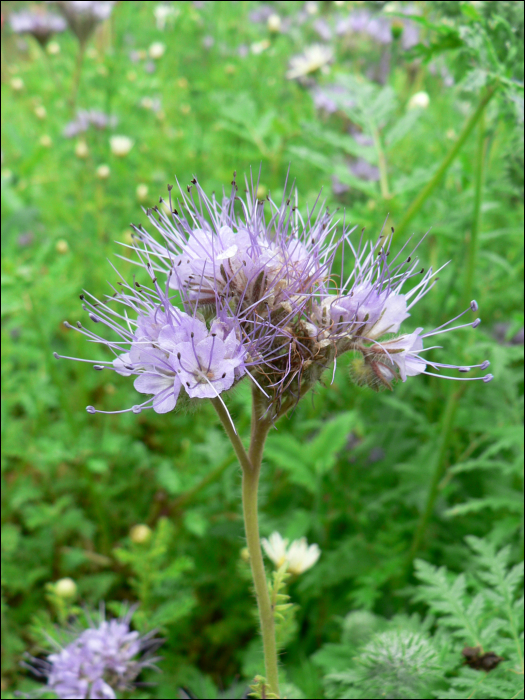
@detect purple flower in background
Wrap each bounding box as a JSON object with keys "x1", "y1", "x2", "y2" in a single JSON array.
[
  {"x1": 63, "y1": 109, "x2": 117, "y2": 138},
  {"x1": 10, "y1": 10, "x2": 66, "y2": 46},
  {"x1": 56, "y1": 172, "x2": 491, "y2": 420},
  {"x1": 349, "y1": 158, "x2": 380, "y2": 181},
  {"x1": 311, "y1": 84, "x2": 355, "y2": 114},
  {"x1": 50, "y1": 1, "x2": 116, "y2": 44},
  {"x1": 24, "y1": 608, "x2": 162, "y2": 699}
]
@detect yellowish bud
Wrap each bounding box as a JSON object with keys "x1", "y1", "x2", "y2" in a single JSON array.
[
  {"x1": 54, "y1": 577, "x2": 77, "y2": 598},
  {"x1": 130, "y1": 524, "x2": 152, "y2": 544}
]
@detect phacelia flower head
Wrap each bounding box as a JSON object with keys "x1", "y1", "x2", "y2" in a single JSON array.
[
  {"x1": 10, "y1": 10, "x2": 66, "y2": 46},
  {"x1": 24, "y1": 607, "x2": 162, "y2": 700},
  {"x1": 56, "y1": 170, "x2": 491, "y2": 422},
  {"x1": 50, "y1": 1, "x2": 116, "y2": 44}
]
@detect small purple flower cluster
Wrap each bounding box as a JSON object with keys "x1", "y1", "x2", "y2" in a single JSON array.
[
  {"x1": 63, "y1": 109, "x2": 117, "y2": 138},
  {"x1": 25, "y1": 609, "x2": 161, "y2": 700},
  {"x1": 57, "y1": 172, "x2": 491, "y2": 420},
  {"x1": 10, "y1": 10, "x2": 66, "y2": 46},
  {"x1": 49, "y1": 1, "x2": 116, "y2": 44}
]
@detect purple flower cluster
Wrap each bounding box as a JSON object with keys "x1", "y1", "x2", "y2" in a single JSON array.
[
  {"x1": 10, "y1": 10, "x2": 66, "y2": 46},
  {"x1": 57, "y1": 172, "x2": 491, "y2": 420},
  {"x1": 25, "y1": 609, "x2": 161, "y2": 699},
  {"x1": 49, "y1": 1, "x2": 116, "y2": 44},
  {"x1": 63, "y1": 109, "x2": 117, "y2": 138}
]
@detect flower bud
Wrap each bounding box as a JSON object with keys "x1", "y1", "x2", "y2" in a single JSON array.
[
  {"x1": 136, "y1": 184, "x2": 149, "y2": 202},
  {"x1": 47, "y1": 41, "x2": 61, "y2": 55},
  {"x1": 75, "y1": 140, "x2": 89, "y2": 159},
  {"x1": 96, "y1": 164, "x2": 111, "y2": 180},
  {"x1": 10, "y1": 77, "x2": 24, "y2": 91},
  {"x1": 130, "y1": 524, "x2": 152, "y2": 544},
  {"x1": 110, "y1": 135, "x2": 134, "y2": 157},
  {"x1": 34, "y1": 105, "x2": 47, "y2": 120},
  {"x1": 54, "y1": 577, "x2": 77, "y2": 598}
]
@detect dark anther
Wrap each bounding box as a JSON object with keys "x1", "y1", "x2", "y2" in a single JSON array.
[
  {"x1": 187, "y1": 185, "x2": 192, "y2": 192},
  {"x1": 173, "y1": 208, "x2": 179, "y2": 215},
  {"x1": 186, "y1": 382, "x2": 190, "y2": 387},
  {"x1": 167, "y1": 184, "x2": 173, "y2": 191},
  {"x1": 286, "y1": 199, "x2": 290, "y2": 205},
  {"x1": 391, "y1": 226, "x2": 394, "y2": 233},
  {"x1": 191, "y1": 178, "x2": 197, "y2": 184},
  {"x1": 212, "y1": 333, "x2": 216, "y2": 337},
  {"x1": 135, "y1": 282, "x2": 141, "y2": 288},
  {"x1": 79, "y1": 294, "x2": 85, "y2": 300},
  {"x1": 159, "y1": 197, "x2": 163, "y2": 204},
  {"x1": 177, "y1": 260, "x2": 182, "y2": 266},
  {"x1": 222, "y1": 373, "x2": 226, "y2": 378},
  {"x1": 420, "y1": 268, "x2": 425, "y2": 274},
  {"x1": 177, "y1": 353, "x2": 181, "y2": 359},
  {"x1": 407, "y1": 256, "x2": 411, "y2": 262},
  {"x1": 190, "y1": 332, "x2": 194, "y2": 338},
  {"x1": 152, "y1": 278, "x2": 157, "y2": 284}
]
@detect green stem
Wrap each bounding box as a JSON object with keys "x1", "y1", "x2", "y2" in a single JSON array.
[
  {"x1": 462, "y1": 110, "x2": 487, "y2": 308},
  {"x1": 371, "y1": 126, "x2": 391, "y2": 200},
  {"x1": 406, "y1": 388, "x2": 462, "y2": 565},
  {"x1": 211, "y1": 396, "x2": 280, "y2": 698},
  {"x1": 70, "y1": 40, "x2": 86, "y2": 113},
  {"x1": 395, "y1": 83, "x2": 497, "y2": 238}
]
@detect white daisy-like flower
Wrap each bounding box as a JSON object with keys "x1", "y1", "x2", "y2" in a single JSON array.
[
  {"x1": 286, "y1": 44, "x2": 333, "y2": 80},
  {"x1": 261, "y1": 532, "x2": 289, "y2": 568},
  {"x1": 261, "y1": 532, "x2": 321, "y2": 574},
  {"x1": 286, "y1": 537, "x2": 321, "y2": 575}
]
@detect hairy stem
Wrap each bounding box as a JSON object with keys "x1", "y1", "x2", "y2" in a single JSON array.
[
  {"x1": 462, "y1": 110, "x2": 488, "y2": 308},
  {"x1": 211, "y1": 396, "x2": 280, "y2": 697},
  {"x1": 395, "y1": 83, "x2": 497, "y2": 238}
]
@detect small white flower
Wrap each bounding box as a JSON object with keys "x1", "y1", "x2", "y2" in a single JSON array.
[
  {"x1": 286, "y1": 537, "x2": 321, "y2": 575},
  {"x1": 261, "y1": 532, "x2": 289, "y2": 568},
  {"x1": 267, "y1": 13, "x2": 282, "y2": 32},
  {"x1": 262, "y1": 532, "x2": 320, "y2": 574},
  {"x1": 110, "y1": 135, "x2": 134, "y2": 157},
  {"x1": 286, "y1": 44, "x2": 333, "y2": 80},
  {"x1": 305, "y1": 1, "x2": 319, "y2": 15},
  {"x1": 149, "y1": 41, "x2": 166, "y2": 59},
  {"x1": 408, "y1": 91, "x2": 430, "y2": 110},
  {"x1": 251, "y1": 39, "x2": 270, "y2": 55},
  {"x1": 154, "y1": 4, "x2": 176, "y2": 31}
]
